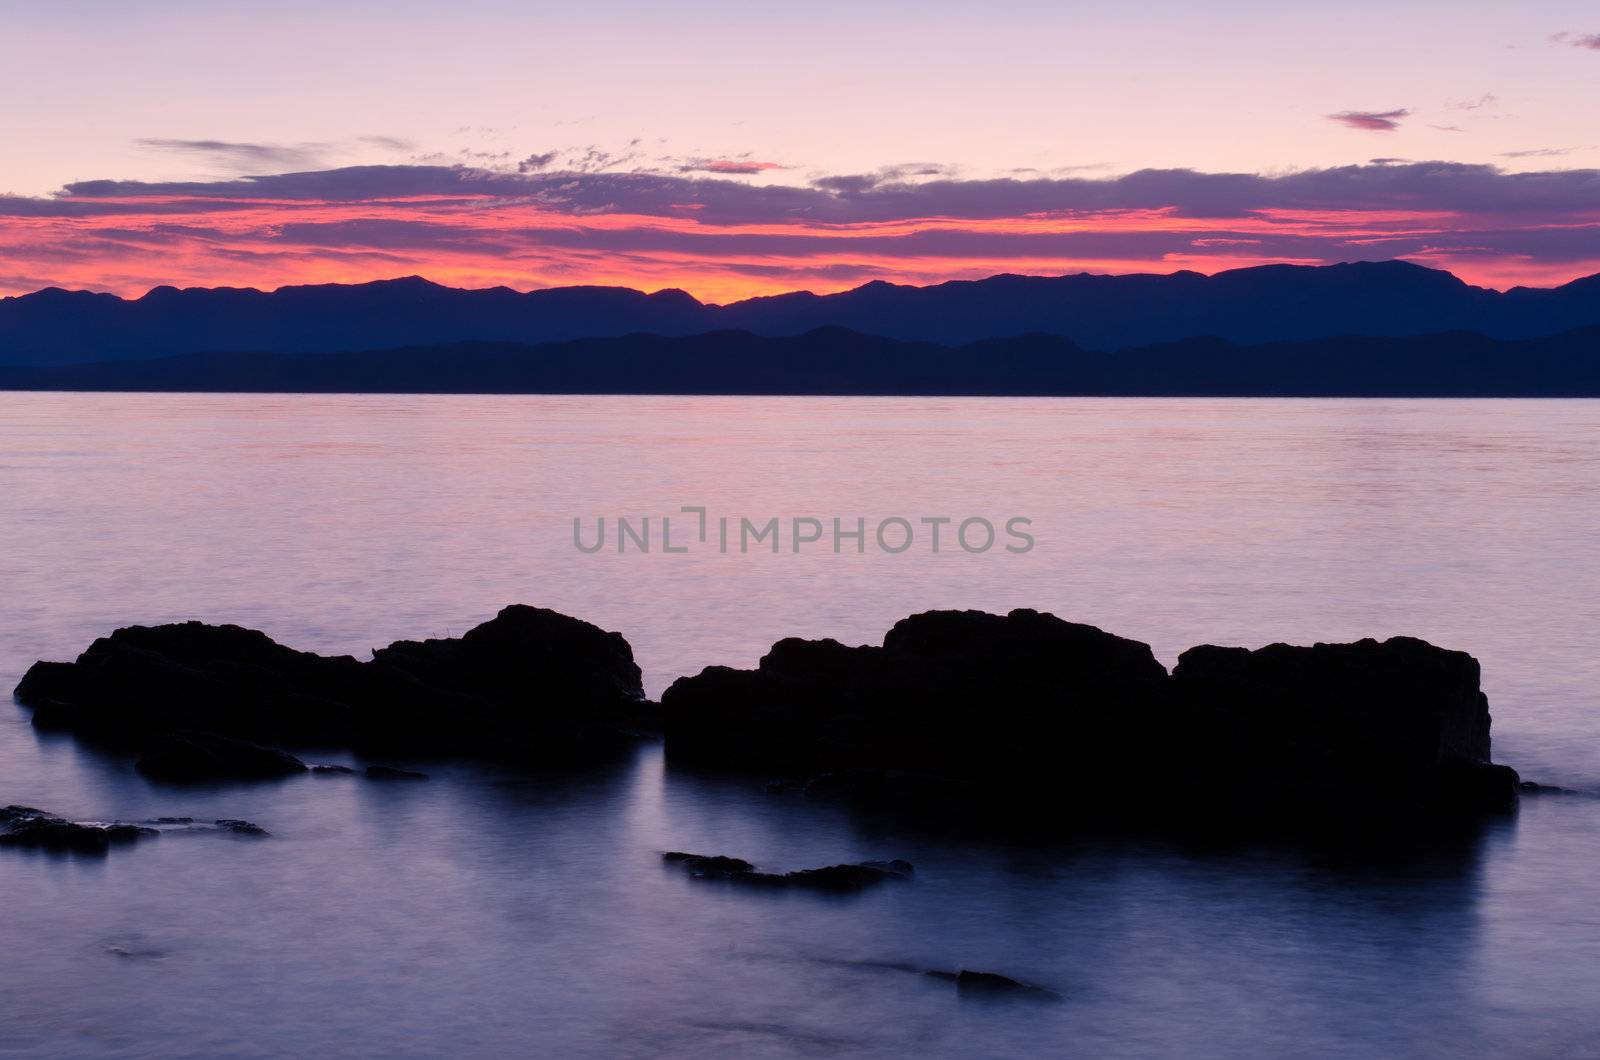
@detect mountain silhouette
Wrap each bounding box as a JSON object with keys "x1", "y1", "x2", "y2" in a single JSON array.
[
  {"x1": 3, "y1": 325, "x2": 1597, "y2": 397},
  {"x1": 4, "y1": 261, "x2": 1600, "y2": 367}
]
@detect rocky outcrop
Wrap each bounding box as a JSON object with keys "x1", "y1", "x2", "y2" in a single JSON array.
[
  {"x1": 0, "y1": 807, "x2": 272, "y2": 852},
  {"x1": 1168, "y1": 637, "x2": 1520, "y2": 821},
  {"x1": 664, "y1": 609, "x2": 1169, "y2": 803},
  {"x1": 0, "y1": 806, "x2": 156, "y2": 853},
  {"x1": 663, "y1": 610, "x2": 1520, "y2": 831},
  {"x1": 14, "y1": 605, "x2": 655, "y2": 778}
]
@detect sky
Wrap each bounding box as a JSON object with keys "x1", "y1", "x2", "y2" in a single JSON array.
[{"x1": 2, "y1": 0, "x2": 1598, "y2": 300}]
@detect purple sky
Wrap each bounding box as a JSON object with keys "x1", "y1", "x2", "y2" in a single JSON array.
[{"x1": 2, "y1": 1, "x2": 1597, "y2": 297}]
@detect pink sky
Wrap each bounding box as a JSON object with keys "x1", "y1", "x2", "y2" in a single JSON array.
[{"x1": 2, "y1": 1, "x2": 1598, "y2": 297}]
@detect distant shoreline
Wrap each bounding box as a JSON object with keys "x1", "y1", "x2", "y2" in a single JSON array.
[{"x1": 2, "y1": 325, "x2": 1597, "y2": 398}]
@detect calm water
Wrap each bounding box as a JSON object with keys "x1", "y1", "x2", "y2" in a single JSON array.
[{"x1": 3, "y1": 393, "x2": 1600, "y2": 1058}]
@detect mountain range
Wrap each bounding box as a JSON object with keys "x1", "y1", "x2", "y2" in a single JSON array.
[
  {"x1": 4, "y1": 325, "x2": 1597, "y2": 397},
  {"x1": 4, "y1": 260, "x2": 1600, "y2": 368}
]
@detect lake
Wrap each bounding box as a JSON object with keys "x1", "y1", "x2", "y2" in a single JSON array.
[{"x1": 3, "y1": 393, "x2": 1599, "y2": 1057}]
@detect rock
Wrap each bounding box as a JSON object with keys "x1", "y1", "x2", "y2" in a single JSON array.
[
  {"x1": 0, "y1": 806, "x2": 157, "y2": 853},
  {"x1": 310, "y1": 764, "x2": 356, "y2": 775},
  {"x1": 662, "y1": 851, "x2": 755, "y2": 873},
  {"x1": 664, "y1": 610, "x2": 1521, "y2": 833},
  {"x1": 1170, "y1": 637, "x2": 1519, "y2": 821},
  {"x1": 364, "y1": 765, "x2": 428, "y2": 781},
  {"x1": 214, "y1": 819, "x2": 270, "y2": 836},
  {"x1": 662, "y1": 851, "x2": 914, "y2": 891},
  {"x1": 1518, "y1": 780, "x2": 1579, "y2": 796},
  {"x1": 14, "y1": 605, "x2": 656, "y2": 774},
  {"x1": 925, "y1": 969, "x2": 1061, "y2": 999},
  {"x1": 135, "y1": 730, "x2": 308, "y2": 783},
  {"x1": 664, "y1": 609, "x2": 1170, "y2": 802},
  {"x1": 768, "y1": 863, "x2": 913, "y2": 892}
]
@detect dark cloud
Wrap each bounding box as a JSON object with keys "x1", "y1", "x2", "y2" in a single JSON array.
[
  {"x1": 15, "y1": 161, "x2": 1599, "y2": 225},
  {"x1": 135, "y1": 139, "x2": 328, "y2": 169},
  {"x1": 1551, "y1": 32, "x2": 1600, "y2": 50},
  {"x1": 1325, "y1": 109, "x2": 1411, "y2": 132},
  {"x1": 136, "y1": 136, "x2": 414, "y2": 172},
  {"x1": 517, "y1": 151, "x2": 558, "y2": 173}
]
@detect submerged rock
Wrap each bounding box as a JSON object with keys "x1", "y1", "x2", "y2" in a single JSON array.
[
  {"x1": 0, "y1": 806, "x2": 157, "y2": 853},
  {"x1": 925, "y1": 969, "x2": 1061, "y2": 999},
  {"x1": 664, "y1": 609, "x2": 1520, "y2": 833},
  {"x1": 662, "y1": 851, "x2": 755, "y2": 873},
  {"x1": 213, "y1": 819, "x2": 270, "y2": 836},
  {"x1": 14, "y1": 605, "x2": 656, "y2": 777},
  {"x1": 136, "y1": 730, "x2": 309, "y2": 783},
  {"x1": 662, "y1": 851, "x2": 914, "y2": 891},
  {"x1": 364, "y1": 765, "x2": 428, "y2": 781}
]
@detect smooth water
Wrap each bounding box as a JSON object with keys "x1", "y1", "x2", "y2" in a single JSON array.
[{"x1": 2, "y1": 394, "x2": 1599, "y2": 1058}]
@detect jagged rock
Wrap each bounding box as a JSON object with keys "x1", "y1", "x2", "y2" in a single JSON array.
[
  {"x1": 364, "y1": 765, "x2": 428, "y2": 781},
  {"x1": 14, "y1": 605, "x2": 656, "y2": 773},
  {"x1": 662, "y1": 851, "x2": 914, "y2": 891},
  {"x1": 136, "y1": 731, "x2": 309, "y2": 782},
  {"x1": 214, "y1": 819, "x2": 270, "y2": 836},
  {"x1": 0, "y1": 806, "x2": 157, "y2": 853},
  {"x1": 662, "y1": 851, "x2": 754, "y2": 873}
]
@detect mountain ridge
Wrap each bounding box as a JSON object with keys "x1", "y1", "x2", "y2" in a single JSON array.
[{"x1": 5, "y1": 260, "x2": 1600, "y2": 368}]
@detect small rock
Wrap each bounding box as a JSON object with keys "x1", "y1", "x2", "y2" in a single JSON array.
[
  {"x1": 0, "y1": 807, "x2": 157, "y2": 854},
  {"x1": 1519, "y1": 780, "x2": 1578, "y2": 796},
  {"x1": 926, "y1": 969, "x2": 1061, "y2": 999},
  {"x1": 214, "y1": 819, "x2": 270, "y2": 837},
  {"x1": 662, "y1": 851, "x2": 755, "y2": 873},
  {"x1": 662, "y1": 852, "x2": 914, "y2": 891}
]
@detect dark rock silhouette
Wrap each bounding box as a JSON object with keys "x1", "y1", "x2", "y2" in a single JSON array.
[
  {"x1": 5, "y1": 262, "x2": 1600, "y2": 368},
  {"x1": 663, "y1": 609, "x2": 1520, "y2": 831},
  {"x1": 310, "y1": 764, "x2": 357, "y2": 776},
  {"x1": 136, "y1": 730, "x2": 309, "y2": 782},
  {"x1": 364, "y1": 765, "x2": 428, "y2": 781},
  {"x1": 213, "y1": 819, "x2": 270, "y2": 836},
  {"x1": 0, "y1": 808, "x2": 272, "y2": 852},
  {"x1": 662, "y1": 851, "x2": 755, "y2": 873},
  {"x1": 0, "y1": 806, "x2": 157, "y2": 853},
  {"x1": 665, "y1": 609, "x2": 1170, "y2": 814},
  {"x1": 5, "y1": 323, "x2": 1600, "y2": 397},
  {"x1": 14, "y1": 605, "x2": 653, "y2": 777},
  {"x1": 1169, "y1": 638, "x2": 1520, "y2": 821},
  {"x1": 661, "y1": 851, "x2": 914, "y2": 891},
  {"x1": 924, "y1": 969, "x2": 1062, "y2": 1000}
]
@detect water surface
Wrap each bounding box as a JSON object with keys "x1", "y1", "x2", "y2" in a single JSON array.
[{"x1": 3, "y1": 394, "x2": 1599, "y2": 1058}]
